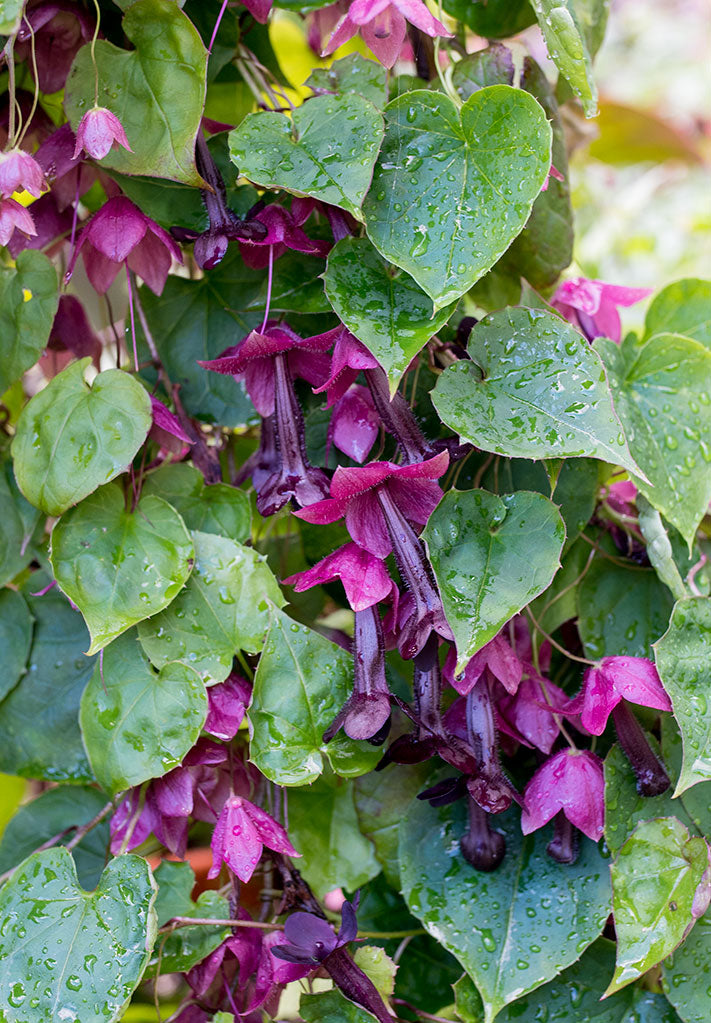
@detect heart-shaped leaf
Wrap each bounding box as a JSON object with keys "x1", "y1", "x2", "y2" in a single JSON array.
[
  {"x1": 249, "y1": 608, "x2": 381, "y2": 785},
  {"x1": 433, "y1": 307, "x2": 640, "y2": 473},
  {"x1": 598, "y1": 333, "x2": 711, "y2": 547},
  {"x1": 363, "y1": 86, "x2": 551, "y2": 309},
  {"x1": 324, "y1": 236, "x2": 456, "y2": 392},
  {"x1": 11, "y1": 359, "x2": 152, "y2": 516},
  {"x1": 399, "y1": 798, "x2": 611, "y2": 1023},
  {"x1": 0, "y1": 579, "x2": 95, "y2": 782},
  {"x1": 423, "y1": 489, "x2": 565, "y2": 673},
  {"x1": 80, "y1": 630, "x2": 207, "y2": 795},
  {"x1": 654, "y1": 597, "x2": 711, "y2": 797},
  {"x1": 644, "y1": 278, "x2": 711, "y2": 346},
  {"x1": 529, "y1": 0, "x2": 598, "y2": 117},
  {"x1": 64, "y1": 0, "x2": 207, "y2": 185},
  {"x1": 0, "y1": 250, "x2": 58, "y2": 394},
  {"x1": 0, "y1": 847, "x2": 156, "y2": 1022},
  {"x1": 141, "y1": 463, "x2": 251, "y2": 541},
  {"x1": 51, "y1": 485, "x2": 194, "y2": 654},
  {"x1": 306, "y1": 53, "x2": 387, "y2": 109},
  {"x1": 228, "y1": 93, "x2": 384, "y2": 221},
  {"x1": 607, "y1": 817, "x2": 711, "y2": 995},
  {"x1": 0, "y1": 589, "x2": 33, "y2": 703},
  {"x1": 137, "y1": 531, "x2": 284, "y2": 684}
]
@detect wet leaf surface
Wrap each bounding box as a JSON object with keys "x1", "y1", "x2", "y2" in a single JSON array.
[
  {"x1": 0, "y1": 251, "x2": 58, "y2": 395},
  {"x1": 0, "y1": 589, "x2": 33, "y2": 703},
  {"x1": 529, "y1": 0, "x2": 598, "y2": 116},
  {"x1": 644, "y1": 278, "x2": 711, "y2": 346},
  {"x1": 141, "y1": 463, "x2": 251, "y2": 541}
]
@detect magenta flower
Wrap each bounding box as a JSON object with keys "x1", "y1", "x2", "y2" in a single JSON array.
[
  {"x1": 0, "y1": 148, "x2": 46, "y2": 199},
  {"x1": 285, "y1": 541, "x2": 393, "y2": 612},
  {"x1": 35, "y1": 123, "x2": 96, "y2": 211},
  {"x1": 312, "y1": 325, "x2": 379, "y2": 406},
  {"x1": 551, "y1": 276, "x2": 651, "y2": 343},
  {"x1": 149, "y1": 395, "x2": 193, "y2": 448},
  {"x1": 568, "y1": 656, "x2": 671, "y2": 735},
  {"x1": 329, "y1": 385, "x2": 380, "y2": 464},
  {"x1": 321, "y1": 0, "x2": 451, "y2": 69},
  {"x1": 238, "y1": 203, "x2": 331, "y2": 269},
  {"x1": 47, "y1": 295, "x2": 102, "y2": 364},
  {"x1": 65, "y1": 195, "x2": 183, "y2": 294},
  {"x1": 521, "y1": 748, "x2": 604, "y2": 844},
  {"x1": 6, "y1": 193, "x2": 73, "y2": 259},
  {"x1": 16, "y1": 0, "x2": 94, "y2": 94},
  {"x1": 208, "y1": 795, "x2": 300, "y2": 883},
  {"x1": 443, "y1": 632, "x2": 523, "y2": 697},
  {"x1": 73, "y1": 107, "x2": 133, "y2": 160},
  {"x1": 204, "y1": 672, "x2": 252, "y2": 741},
  {"x1": 0, "y1": 198, "x2": 37, "y2": 246},
  {"x1": 497, "y1": 675, "x2": 569, "y2": 755}
]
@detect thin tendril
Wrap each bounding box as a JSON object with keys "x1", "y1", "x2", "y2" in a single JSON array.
[
  {"x1": 6, "y1": 34, "x2": 19, "y2": 147},
  {"x1": 126, "y1": 265, "x2": 139, "y2": 371},
  {"x1": 67, "y1": 172, "x2": 81, "y2": 282},
  {"x1": 208, "y1": 0, "x2": 230, "y2": 53},
  {"x1": 525, "y1": 604, "x2": 596, "y2": 666},
  {"x1": 260, "y1": 244, "x2": 274, "y2": 333},
  {"x1": 16, "y1": 17, "x2": 40, "y2": 150},
  {"x1": 90, "y1": 0, "x2": 102, "y2": 108}
]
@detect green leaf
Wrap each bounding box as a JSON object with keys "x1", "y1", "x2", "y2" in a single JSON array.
[
  {"x1": 353, "y1": 946, "x2": 397, "y2": 1000},
  {"x1": 288, "y1": 774, "x2": 381, "y2": 896},
  {"x1": 0, "y1": 581, "x2": 94, "y2": 782},
  {"x1": 529, "y1": 0, "x2": 598, "y2": 116},
  {"x1": 0, "y1": 848, "x2": 156, "y2": 1022},
  {"x1": 399, "y1": 798, "x2": 611, "y2": 1023},
  {"x1": 577, "y1": 547, "x2": 674, "y2": 659},
  {"x1": 11, "y1": 359, "x2": 152, "y2": 517},
  {"x1": 607, "y1": 818, "x2": 711, "y2": 995},
  {"x1": 306, "y1": 53, "x2": 387, "y2": 108},
  {"x1": 324, "y1": 236, "x2": 456, "y2": 391},
  {"x1": 0, "y1": 0, "x2": 23, "y2": 34},
  {"x1": 249, "y1": 608, "x2": 381, "y2": 785},
  {"x1": 80, "y1": 631, "x2": 207, "y2": 795},
  {"x1": 51, "y1": 485, "x2": 194, "y2": 655},
  {"x1": 64, "y1": 0, "x2": 207, "y2": 185},
  {"x1": 451, "y1": 44, "x2": 515, "y2": 99},
  {"x1": 229, "y1": 94, "x2": 384, "y2": 221},
  {"x1": 441, "y1": 0, "x2": 535, "y2": 38},
  {"x1": 300, "y1": 989, "x2": 378, "y2": 1023},
  {"x1": 363, "y1": 86, "x2": 551, "y2": 309},
  {"x1": 423, "y1": 489, "x2": 565, "y2": 672},
  {"x1": 147, "y1": 865, "x2": 229, "y2": 977},
  {"x1": 486, "y1": 938, "x2": 681, "y2": 1022},
  {"x1": 433, "y1": 308, "x2": 640, "y2": 472},
  {"x1": 0, "y1": 459, "x2": 42, "y2": 587},
  {"x1": 0, "y1": 589, "x2": 33, "y2": 703},
  {"x1": 152, "y1": 861, "x2": 195, "y2": 926},
  {"x1": 662, "y1": 914, "x2": 711, "y2": 1023},
  {"x1": 0, "y1": 251, "x2": 58, "y2": 394},
  {"x1": 354, "y1": 763, "x2": 430, "y2": 887},
  {"x1": 0, "y1": 786, "x2": 110, "y2": 890},
  {"x1": 141, "y1": 463, "x2": 251, "y2": 541},
  {"x1": 138, "y1": 531, "x2": 284, "y2": 684},
  {"x1": 637, "y1": 495, "x2": 688, "y2": 601},
  {"x1": 654, "y1": 597, "x2": 711, "y2": 797},
  {"x1": 598, "y1": 333, "x2": 711, "y2": 547},
  {"x1": 661, "y1": 715, "x2": 711, "y2": 838},
  {"x1": 644, "y1": 279, "x2": 711, "y2": 346}
]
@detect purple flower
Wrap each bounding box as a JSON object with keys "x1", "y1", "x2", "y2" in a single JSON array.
[
  {"x1": 464, "y1": 674, "x2": 519, "y2": 815},
  {"x1": 73, "y1": 107, "x2": 133, "y2": 160},
  {"x1": 521, "y1": 748, "x2": 604, "y2": 844},
  {"x1": 238, "y1": 203, "x2": 331, "y2": 269},
  {"x1": 312, "y1": 326, "x2": 379, "y2": 406},
  {"x1": 443, "y1": 632, "x2": 523, "y2": 697},
  {"x1": 497, "y1": 675, "x2": 569, "y2": 755},
  {"x1": 208, "y1": 795, "x2": 300, "y2": 882},
  {"x1": 320, "y1": 0, "x2": 451, "y2": 68},
  {"x1": 6, "y1": 193, "x2": 74, "y2": 259},
  {"x1": 285, "y1": 542, "x2": 393, "y2": 612},
  {"x1": 35, "y1": 123, "x2": 96, "y2": 211},
  {"x1": 0, "y1": 149, "x2": 46, "y2": 199},
  {"x1": 460, "y1": 792, "x2": 506, "y2": 872},
  {"x1": 329, "y1": 385, "x2": 380, "y2": 464},
  {"x1": 16, "y1": 1, "x2": 93, "y2": 94},
  {"x1": 47, "y1": 295, "x2": 102, "y2": 364},
  {"x1": 149, "y1": 395, "x2": 193, "y2": 447},
  {"x1": 204, "y1": 672, "x2": 252, "y2": 741},
  {"x1": 567, "y1": 656, "x2": 671, "y2": 736},
  {"x1": 65, "y1": 195, "x2": 183, "y2": 294},
  {"x1": 551, "y1": 277, "x2": 651, "y2": 343},
  {"x1": 0, "y1": 198, "x2": 36, "y2": 246}
]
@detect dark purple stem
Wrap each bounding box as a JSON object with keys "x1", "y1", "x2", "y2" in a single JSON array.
[
  {"x1": 323, "y1": 604, "x2": 391, "y2": 743},
  {"x1": 546, "y1": 811, "x2": 579, "y2": 864},
  {"x1": 612, "y1": 700, "x2": 670, "y2": 796},
  {"x1": 460, "y1": 793, "x2": 506, "y2": 872},
  {"x1": 412, "y1": 633, "x2": 444, "y2": 738},
  {"x1": 323, "y1": 946, "x2": 394, "y2": 1023},
  {"x1": 365, "y1": 366, "x2": 434, "y2": 464},
  {"x1": 465, "y1": 677, "x2": 515, "y2": 814}
]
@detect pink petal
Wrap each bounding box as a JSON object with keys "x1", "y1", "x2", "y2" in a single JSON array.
[
  {"x1": 570, "y1": 665, "x2": 621, "y2": 735},
  {"x1": 127, "y1": 229, "x2": 174, "y2": 296},
  {"x1": 552, "y1": 278, "x2": 603, "y2": 316},
  {"x1": 391, "y1": 449, "x2": 449, "y2": 481},
  {"x1": 205, "y1": 673, "x2": 252, "y2": 740},
  {"x1": 244, "y1": 359, "x2": 276, "y2": 417},
  {"x1": 152, "y1": 768, "x2": 195, "y2": 817},
  {"x1": 349, "y1": 0, "x2": 391, "y2": 22},
  {"x1": 360, "y1": 12, "x2": 407, "y2": 68},
  {"x1": 345, "y1": 490, "x2": 392, "y2": 557},
  {"x1": 486, "y1": 634, "x2": 523, "y2": 695},
  {"x1": 150, "y1": 395, "x2": 192, "y2": 443},
  {"x1": 209, "y1": 797, "x2": 263, "y2": 882},
  {"x1": 323, "y1": 13, "x2": 360, "y2": 55},
  {"x1": 82, "y1": 243, "x2": 123, "y2": 294},
  {"x1": 331, "y1": 460, "x2": 395, "y2": 500},
  {"x1": 285, "y1": 542, "x2": 392, "y2": 611},
  {"x1": 330, "y1": 386, "x2": 379, "y2": 463},
  {"x1": 443, "y1": 644, "x2": 486, "y2": 696},
  {"x1": 0, "y1": 198, "x2": 36, "y2": 246},
  {"x1": 387, "y1": 476, "x2": 443, "y2": 525},
  {"x1": 294, "y1": 496, "x2": 347, "y2": 526},
  {"x1": 497, "y1": 676, "x2": 564, "y2": 754},
  {"x1": 85, "y1": 196, "x2": 148, "y2": 262},
  {"x1": 392, "y1": 0, "x2": 451, "y2": 36},
  {"x1": 598, "y1": 283, "x2": 653, "y2": 307},
  {"x1": 600, "y1": 656, "x2": 672, "y2": 713},
  {"x1": 521, "y1": 749, "x2": 604, "y2": 841},
  {"x1": 243, "y1": 0, "x2": 273, "y2": 22},
  {"x1": 244, "y1": 800, "x2": 300, "y2": 858}
]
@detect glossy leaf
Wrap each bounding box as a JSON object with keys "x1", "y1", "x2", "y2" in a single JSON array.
[
  {"x1": 0, "y1": 459, "x2": 42, "y2": 587},
  {"x1": 306, "y1": 53, "x2": 387, "y2": 108},
  {"x1": 141, "y1": 463, "x2": 251, "y2": 541},
  {"x1": 288, "y1": 774, "x2": 381, "y2": 896},
  {"x1": 0, "y1": 848, "x2": 156, "y2": 1022},
  {"x1": 147, "y1": 864, "x2": 229, "y2": 977},
  {"x1": 577, "y1": 547, "x2": 674, "y2": 659},
  {"x1": 0, "y1": 589, "x2": 33, "y2": 703},
  {"x1": 354, "y1": 763, "x2": 430, "y2": 887},
  {"x1": 152, "y1": 860, "x2": 196, "y2": 926},
  {"x1": 249, "y1": 608, "x2": 381, "y2": 785},
  {"x1": 607, "y1": 818, "x2": 711, "y2": 995},
  {"x1": 598, "y1": 333, "x2": 711, "y2": 547},
  {"x1": 442, "y1": 0, "x2": 535, "y2": 38},
  {"x1": 529, "y1": 0, "x2": 598, "y2": 116},
  {"x1": 654, "y1": 597, "x2": 711, "y2": 797},
  {"x1": 479, "y1": 938, "x2": 681, "y2": 1022},
  {"x1": 637, "y1": 495, "x2": 687, "y2": 600},
  {"x1": 433, "y1": 308, "x2": 640, "y2": 472},
  {"x1": 363, "y1": 86, "x2": 551, "y2": 309},
  {"x1": 300, "y1": 989, "x2": 378, "y2": 1023},
  {"x1": 0, "y1": 250, "x2": 58, "y2": 394},
  {"x1": 65, "y1": 0, "x2": 207, "y2": 185},
  {"x1": 0, "y1": 581, "x2": 94, "y2": 782},
  {"x1": 399, "y1": 798, "x2": 610, "y2": 1023},
  {"x1": 662, "y1": 914, "x2": 711, "y2": 1023},
  {"x1": 138, "y1": 531, "x2": 284, "y2": 684},
  {"x1": 644, "y1": 278, "x2": 711, "y2": 346},
  {"x1": 451, "y1": 44, "x2": 515, "y2": 98},
  {"x1": 229, "y1": 93, "x2": 384, "y2": 221},
  {"x1": 324, "y1": 236, "x2": 456, "y2": 391},
  {"x1": 80, "y1": 630, "x2": 207, "y2": 795},
  {"x1": 423, "y1": 489, "x2": 565, "y2": 672},
  {"x1": 51, "y1": 485, "x2": 194, "y2": 654},
  {"x1": 0, "y1": 785, "x2": 110, "y2": 890},
  {"x1": 11, "y1": 359, "x2": 152, "y2": 517}
]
